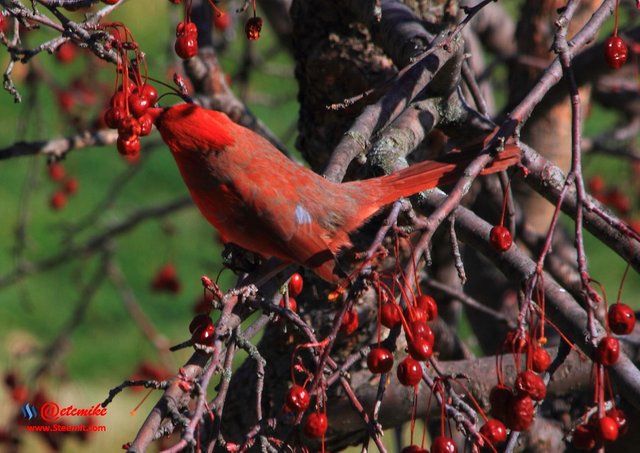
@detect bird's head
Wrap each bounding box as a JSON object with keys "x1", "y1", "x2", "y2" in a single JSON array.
[{"x1": 150, "y1": 103, "x2": 235, "y2": 155}]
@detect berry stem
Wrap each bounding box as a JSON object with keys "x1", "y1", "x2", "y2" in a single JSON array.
[
  {"x1": 616, "y1": 261, "x2": 631, "y2": 304},
  {"x1": 613, "y1": 0, "x2": 620, "y2": 37}
]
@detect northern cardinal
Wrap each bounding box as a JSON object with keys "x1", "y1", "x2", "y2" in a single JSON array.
[{"x1": 151, "y1": 104, "x2": 520, "y2": 282}]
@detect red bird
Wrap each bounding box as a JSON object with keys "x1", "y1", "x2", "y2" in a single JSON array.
[{"x1": 153, "y1": 104, "x2": 520, "y2": 282}]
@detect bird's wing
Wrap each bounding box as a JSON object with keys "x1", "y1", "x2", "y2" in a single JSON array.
[{"x1": 222, "y1": 134, "x2": 341, "y2": 268}]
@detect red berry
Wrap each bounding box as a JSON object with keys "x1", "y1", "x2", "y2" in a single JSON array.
[
  {"x1": 416, "y1": 295, "x2": 438, "y2": 321},
  {"x1": 104, "y1": 107, "x2": 125, "y2": 129},
  {"x1": 176, "y1": 21, "x2": 197, "y2": 37},
  {"x1": 430, "y1": 436, "x2": 457, "y2": 453},
  {"x1": 340, "y1": 309, "x2": 359, "y2": 335},
  {"x1": 380, "y1": 303, "x2": 402, "y2": 328},
  {"x1": 401, "y1": 446, "x2": 428, "y2": 453},
  {"x1": 110, "y1": 91, "x2": 127, "y2": 108},
  {"x1": 48, "y1": 162, "x2": 65, "y2": 181},
  {"x1": 214, "y1": 12, "x2": 231, "y2": 31},
  {"x1": 56, "y1": 41, "x2": 77, "y2": 64},
  {"x1": 128, "y1": 92, "x2": 150, "y2": 118},
  {"x1": 50, "y1": 191, "x2": 67, "y2": 210},
  {"x1": 288, "y1": 273, "x2": 303, "y2": 297},
  {"x1": 489, "y1": 384, "x2": 512, "y2": 421},
  {"x1": 192, "y1": 322, "x2": 215, "y2": 346},
  {"x1": 151, "y1": 263, "x2": 181, "y2": 293},
  {"x1": 409, "y1": 307, "x2": 428, "y2": 324},
  {"x1": 367, "y1": 347, "x2": 394, "y2": 374},
  {"x1": 245, "y1": 16, "x2": 263, "y2": 40},
  {"x1": 531, "y1": 347, "x2": 551, "y2": 373},
  {"x1": 588, "y1": 175, "x2": 605, "y2": 194},
  {"x1": 490, "y1": 225, "x2": 512, "y2": 252},
  {"x1": 57, "y1": 91, "x2": 75, "y2": 112},
  {"x1": 118, "y1": 117, "x2": 141, "y2": 138},
  {"x1": 604, "y1": 36, "x2": 628, "y2": 69},
  {"x1": 102, "y1": 0, "x2": 120, "y2": 4},
  {"x1": 606, "y1": 408, "x2": 628, "y2": 435},
  {"x1": 407, "y1": 337, "x2": 432, "y2": 361},
  {"x1": 117, "y1": 135, "x2": 141, "y2": 157},
  {"x1": 572, "y1": 423, "x2": 596, "y2": 450},
  {"x1": 480, "y1": 419, "x2": 507, "y2": 446},
  {"x1": 303, "y1": 412, "x2": 328, "y2": 438},
  {"x1": 409, "y1": 321, "x2": 434, "y2": 345},
  {"x1": 189, "y1": 314, "x2": 212, "y2": 334},
  {"x1": 608, "y1": 303, "x2": 635, "y2": 335},
  {"x1": 175, "y1": 35, "x2": 198, "y2": 59},
  {"x1": 279, "y1": 296, "x2": 297, "y2": 312},
  {"x1": 595, "y1": 416, "x2": 619, "y2": 442},
  {"x1": 63, "y1": 177, "x2": 79, "y2": 195},
  {"x1": 514, "y1": 370, "x2": 546, "y2": 401},
  {"x1": 139, "y1": 84, "x2": 158, "y2": 105},
  {"x1": 138, "y1": 113, "x2": 153, "y2": 136},
  {"x1": 595, "y1": 336, "x2": 620, "y2": 366},
  {"x1": 285, "y1": 385, "x2": 310, "y2": 413},
  {"x1": 505, "y1": 395, "x2": 534, "y2": 431},
  {"x1": 396, "y1": 356, "x2": 422, "y2": 386},
  {"x1": 11, "y1": 385, "x2": 28, "y2": 403}
]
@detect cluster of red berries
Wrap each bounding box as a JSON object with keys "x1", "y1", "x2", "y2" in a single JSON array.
[
  {"x1": 572, "y1": 406, "x2": 627, "y2": 450},
  {"x1": 367, "y1": 291, "x2": 439, "y2": 378},
  {"x1": 283, "y1": 385, "x2": 329, "y2": 440},
  {"x1": 151, "y1": 263, "x2": 181, "y2": 294},
  {"x1": 282, "y1": 330, "x2": 329, "y2": 441},
  {"x1": 588, "y1": 175, "x2": 631, "y2": 215},
  {"x1": 569, "y1": 270, "x2": 634, "y2": 449},
  {"x1": 104, "y1": 80, "x2": 158, "y2": 158},
  {"x1": 489, "y1": 330, "x2": 550, "y2": 433},
  {"x1": 175, "y1": 20, "x2": 198, "y2": 60},
  {"x1": 100, "y1": 23, "x2": 158, "y2": 160},
  {"x1": 169, "y1": 0, "x2": 264, "y2": 45},
  {"x1": 47, "y1": 162, "x2": 78, "y2": 211},
  {"x1": 570, "y1": 361, "x2": 626, "y2": 450},
  {"x1": 594, "y1": 267, "x2": 636, "y2": 368}
]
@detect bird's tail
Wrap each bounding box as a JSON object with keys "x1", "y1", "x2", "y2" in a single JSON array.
[{"x1": 368, "y1": 144, "x2": 521, "y2": 208}]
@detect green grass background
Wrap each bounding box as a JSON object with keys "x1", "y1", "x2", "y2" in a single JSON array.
[{"x1": 0, "y1": 1, "x2": 638, "y2": 451}]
